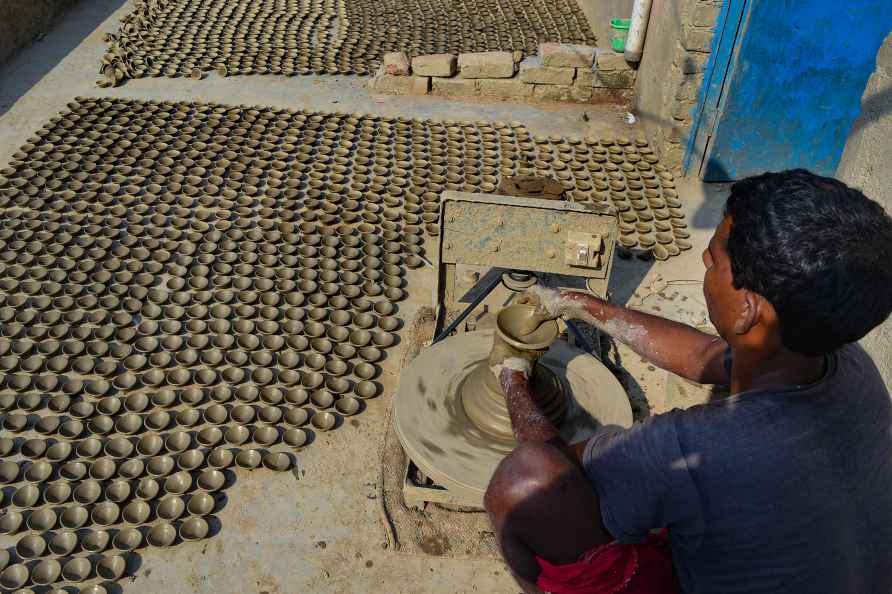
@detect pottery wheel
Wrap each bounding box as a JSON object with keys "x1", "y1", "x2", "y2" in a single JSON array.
[{"x1": 393, "y1": 330, "x2": 633, "y2": 504}]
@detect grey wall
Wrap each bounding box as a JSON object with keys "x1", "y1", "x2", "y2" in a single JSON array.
[
  {"x1": 576, "y1": 0, "x2": 635, "y2": 45},
  {"x1": 837, "y1": 32, "x2": 892, "y2": 387},
  {"x1": 0, "y1": 0, "x2": 77, "y2": 65}
]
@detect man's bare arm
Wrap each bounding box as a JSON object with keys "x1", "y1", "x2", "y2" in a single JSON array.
[
  {"x1": 496, "y1": 364, "x2": 583, "y2": 465},
  {"x1": 530, "y1": 288, "x2": 730, "y2": 386}
]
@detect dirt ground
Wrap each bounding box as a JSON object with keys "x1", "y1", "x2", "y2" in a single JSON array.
[{"x1": 0, "y1": 1, "x2": 727, "y2": 592}]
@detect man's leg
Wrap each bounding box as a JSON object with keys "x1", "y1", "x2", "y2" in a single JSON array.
[{"x1": 484, "y1": 442, "x2": 612, "y2": 593}]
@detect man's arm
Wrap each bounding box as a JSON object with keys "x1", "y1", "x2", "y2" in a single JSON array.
[
  {"x1": 529, "y1": 287, "x2": 730, "y2": 386},
  {"x1": 497, "y1": 364, "x2": 586, "y2": 465}
]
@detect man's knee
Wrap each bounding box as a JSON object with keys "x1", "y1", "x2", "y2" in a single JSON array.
[{"x1": 484, "y1": 442, "x2": 577, "y2": 522}]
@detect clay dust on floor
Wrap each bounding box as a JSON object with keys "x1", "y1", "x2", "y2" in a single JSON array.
[{"x1": 378, "y1": 307, "x2": 501, "y2": 561}]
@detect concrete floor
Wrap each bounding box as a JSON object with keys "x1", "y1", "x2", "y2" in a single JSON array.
[{"x1": 0, "y1": 1, "x2": 727, "y2": 592}]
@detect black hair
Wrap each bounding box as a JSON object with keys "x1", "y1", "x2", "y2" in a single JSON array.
[{"x1": 724, "y1": 169, "x2": 892, "y2": 356}]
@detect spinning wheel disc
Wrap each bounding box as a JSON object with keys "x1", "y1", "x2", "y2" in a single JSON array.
[{"x1": 393, "y1": 330, "x2": 633, "y2": 505}]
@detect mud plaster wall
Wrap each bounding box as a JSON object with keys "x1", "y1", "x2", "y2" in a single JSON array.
[
  {"x1": 575, "y1": 0, "x2": 635, "y2": 46},
  {"x1": 633, "y1": 0, "x2": 720, "y2": 173},
  {"x1": 837, "y1": 31, "x2": 892, "y2": 389},
  {"x1": 0, "y1": 0, "x2": 77, "y2": 65}
]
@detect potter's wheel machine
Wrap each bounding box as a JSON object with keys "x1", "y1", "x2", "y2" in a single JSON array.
[{"x1": 393, "y1": 192, "x2": 634, "y2": 509}]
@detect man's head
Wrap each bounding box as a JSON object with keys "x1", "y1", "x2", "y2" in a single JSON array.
[{"x1": 703, "y1": 169, "x2": 892, "y2": 356}]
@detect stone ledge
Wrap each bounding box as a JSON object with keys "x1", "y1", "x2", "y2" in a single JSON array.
[
  {"x1": 431, "y1": 77, "x2": 479, "y2": 98},
  {"x1": 479, "y1": 79, "x2": 533, "y2": 99},
  {"x1": 369, "y1": 66, "x2": 430, "y2": 95},
  {"x1": 458, "y1": 51, "x2": 516, "y2": 79},
  {"x1": 412, "y1": 54, "x2": 457, "y2": 77},
  {"x1": 518, "y1": 56, "x2": 576, "y2": 85},
  {"x1": 533, "y1": 84, "x2": 590, "y2": 102},
  {"x1": 596, "y1": 50, "x2": 634, "y2": 72},
  {"x1": 370, "y1": 46, "x2": 636, "y2": 105},
  {"x1": 539, "y1": 42, "x2": 597, "y2": 68},
  {"x1": 382, "y1": 52, "x2": 411, "y2": 76}
]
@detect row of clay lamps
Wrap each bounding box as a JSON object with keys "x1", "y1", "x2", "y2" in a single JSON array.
[
  {"x1": 0, "y1": 96, "x2": 680, "y2": 592},
  {"x1": 99, "y1": 0, "x2": 594, "y2": 83},
  {"x1": 0, "y1": 97, "x2": 687, "y2": 255},
  {"x1": 0, "y1": 401, "x2": 341, "y2": 453},
  {"x1": 0, "y1": 98, "x2": 553, "y2": 242},
  {"x1": 0, "y1": 101, "x2": 431, "y2": 594},
  {"x1": 1, "y1": 549, "x2": 134, "y2": 591}
]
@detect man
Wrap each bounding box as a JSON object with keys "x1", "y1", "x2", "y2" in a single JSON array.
[{"x1": 485, "y1": 169, "x2": 892, "y2": 594}]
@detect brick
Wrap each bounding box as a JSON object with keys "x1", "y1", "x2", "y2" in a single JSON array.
[
  {"x1": 596, "y1": 50, "x2": 633, "y2": 72},
  {"x1": 532, "y1": 84, "x2": 589, "y2": 102},
  {"x1": 675, "y1": 51, "x2": 710, "y2": 74},
  {"x1": 458, "y1": 51, "x2": 515, "y2": 78},
  {"x1": 572, "y1": 74, "x2": 594, "y2": 101},
  {"x1": 410, "y1": 76, "x2": 431, "y2": 96},
  {"x1": 674, "y1": 73, "x2": 703, "y2": 101},
  {"x1": 518, "y1": 56, "x2": 575, "y2": 85},
  {"x1": 369, "y1": 67, "x2": 414, "y2": 94},
  {"x1": 593, "y1": 69, "x2": 636, "y2": 89},
  {"x1": 590, "y1": 88, "x2": 634, "y2": 104},
  {"x1": 689, "y1": 2, "x2": 721, "y2": 27},
  {"x1": 570, "y1": 85, "x2": 592, "y2": 103},
  {"x1": 382, "y1": 52, "x2": 411, "y2": 76},
  {"x1": 682, "y1": 26, "x2": 714, "y2": 53},
  {"x1": 478, "y1": 78, "x2": 533, "y2": 99},
  {"x1": 431, "y1": 77, "x2": 479, "y2": 97},
  {"x1": 412, "y1": 54, "x2": 457, "y2": 77},
  {"x1": 671, "y1": 98, "x2": 697, "y2": 121},
  {"x1": 576, "y1": 66, "x2": 595, "y2": 87},
  {"x1": 533, "y1": 84, "x2": 590, "y2": 102},
  {"x1": 539, "y1": 42, "x2": 596, "y2": 68}
]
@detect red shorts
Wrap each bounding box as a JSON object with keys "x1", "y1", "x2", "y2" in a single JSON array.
[{"x1": 535, "y1": 532, "x2": 676, "y2": 594}]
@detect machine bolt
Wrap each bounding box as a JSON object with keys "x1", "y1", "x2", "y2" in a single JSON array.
[{"x1": 551, "y1": 223, "x2": 560, "y2": 233}]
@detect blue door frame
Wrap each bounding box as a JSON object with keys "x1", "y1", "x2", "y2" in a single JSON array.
[{"x1": 685, "y1": 0, "x2": 892, "y2": 181}]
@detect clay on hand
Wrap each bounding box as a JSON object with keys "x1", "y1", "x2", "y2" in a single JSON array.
[
  {"x1": 489, "y1": 356, "x2": 533, "y2": 383},
  {"x1": 513, "y1": 285, "x2": 565, "y2": 335},
  {"x1": 488, "y1": 332, "x2": 547, "y2": 379}
]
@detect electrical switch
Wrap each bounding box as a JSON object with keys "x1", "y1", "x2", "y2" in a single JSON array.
[{"x1": 565, "y1": 232, "x2": 603, "y2": 269}]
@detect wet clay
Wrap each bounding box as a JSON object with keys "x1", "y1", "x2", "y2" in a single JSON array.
[
  {"x1": 460, "y1": 305, "x2": 567, "y2": 442},
  {"x1": 393, "y1": 331, "x2": 632, "y2": 506}
]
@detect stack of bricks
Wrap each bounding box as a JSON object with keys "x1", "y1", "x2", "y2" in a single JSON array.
[{"x1": 369, "y1": 43, "x2": 636, "y2": 104}]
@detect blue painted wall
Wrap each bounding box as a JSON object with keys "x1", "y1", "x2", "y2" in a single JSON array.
[{"x1": 695, "y1": 0, "x2": 891, "y2": 181}]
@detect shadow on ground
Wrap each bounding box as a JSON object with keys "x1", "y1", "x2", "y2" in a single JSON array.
[{"x1": 0, "y1": 0, "x2": 126, "y2": 118}]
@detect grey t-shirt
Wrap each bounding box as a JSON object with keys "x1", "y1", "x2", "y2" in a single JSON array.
[{"x1": 583, "y1": 344, "x2": 892, "y2": 594}]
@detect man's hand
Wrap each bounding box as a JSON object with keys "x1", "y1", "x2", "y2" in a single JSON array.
[
  {"x1": 490, "y1": 356, "x2": 533, "y2": 384},
  {"x1": 517, "y1": 285, "x2": 566, "y2": 319},
  {"x1": 520, "y1": 286, "x2": 731, "y2": 387},
  {"x1": 489, "y1": 339, "x2": 538, "y2": 380},
  {"x1": 510, "y1": 285, "x2": 569, "y2": 336}
]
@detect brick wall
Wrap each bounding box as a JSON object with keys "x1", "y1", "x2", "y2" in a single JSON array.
[
  {"x1": 634, "y1": 0, "x2": 721, "y2": 173},
  {"x1": 370, "y1": 45, "x2": 636, "y2": 105}
]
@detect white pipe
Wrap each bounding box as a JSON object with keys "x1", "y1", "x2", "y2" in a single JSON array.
[{"x1": 624, "y1": 0, "x2": 653, "y2": 63}]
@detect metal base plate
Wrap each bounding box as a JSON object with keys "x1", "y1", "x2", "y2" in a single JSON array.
[{"x1": 393, "y1": 330, "x2": 633, "y2": 507}]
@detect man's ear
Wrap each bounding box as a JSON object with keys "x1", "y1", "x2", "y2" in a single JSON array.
[{"x1": 732, "y1": 289, "x2": 761, "y2": 335}]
